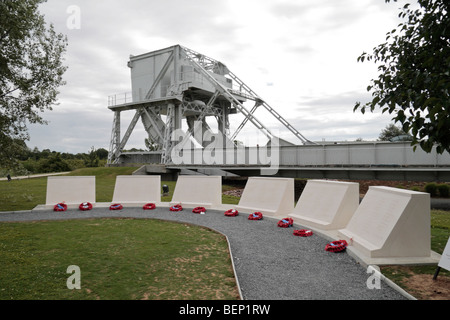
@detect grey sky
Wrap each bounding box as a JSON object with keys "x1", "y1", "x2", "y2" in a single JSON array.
[{"x1": 28, "y1": 0, "x2": 406, "y2": 153}]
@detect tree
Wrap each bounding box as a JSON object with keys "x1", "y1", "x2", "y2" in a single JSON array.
[
  {"x1": 95, "y1": 148, "x2": 109, "y2": 160},
  {"x1": 84, "y1": 147, "x2": 99, "y2": 168},
  {"x1": 378, "y1": 123, "x2": 412, "y2": 141},
  {"x1": 0, "y1": 0, "x2": 68, "y2": 168},
  {"x1": 37, "y1": 152, "x2": 71, "y2": 173},
  {"x1": 354, "y1": 0, "x2": 450, "y2": 154}
]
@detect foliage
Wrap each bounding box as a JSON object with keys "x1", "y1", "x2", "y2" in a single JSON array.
[
  {"x1": 32, "y1": 153, "x2": 71, "y2": 173},
  {"x1": 425, "y1": 182, "x2": 450, "y2": 197},
  {"x1": 424, "y1": 182, "x2": 438, "y2": 197},
  {"x1": 84, "y1": 147, "x2": 99, "y2": 168},
  {"x1": 354, "y1": 0, "x2": 450, "y2": 154},
  {"x1": 2, "y1": 146, "x2": 110, "y2": 176},
  {"x1": 0, "y1": 0, "x2": 68, "y2": 169},
  {"x1": 378, "y1": 123, "x2": 412, "y2": 141},
  {"x1": 437, "y1": 183, "x2": 450, "y2": 198}
]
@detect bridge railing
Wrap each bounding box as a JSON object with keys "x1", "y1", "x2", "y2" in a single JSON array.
[
  {"x1": 116, "y1": 142, "x2": 450, "y2": 167},
  {"x1": 280, "y1": 142, "x2": 449, "y2": 167}
]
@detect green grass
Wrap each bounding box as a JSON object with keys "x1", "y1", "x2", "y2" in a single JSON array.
[
  {"x1": 66, "y1": 167, "x2": 138, "y2": 203},
  {"x1": 380, "y1": 209, "x2": 450, "y2": 298},
  {"x1": 1, "y1": 167, "x2": 449, "y2": 299},
  {"x1": 0, "y1": 167, "x2": 240, "y2": 211},
  {"x1": 0, "y1": 167, "x2": 241, "y2": 300},
  {"x1": 0, "y1": 176, "x2": 47, "y2": 212},
  {"x1": 0, "y1": 167, "x2": 139, "y2": 212},
  {"x1": 0, "y1": 219, "x2": 239, "y2": 300}
]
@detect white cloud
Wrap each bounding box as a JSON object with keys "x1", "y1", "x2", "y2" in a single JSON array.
[{"x1": 27, "y1": 0, "x2": 406, "y2": 153}]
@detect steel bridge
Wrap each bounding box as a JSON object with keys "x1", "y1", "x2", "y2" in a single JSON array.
[
  {"x1": 106, "y1": 45, "x2": 450, "y2": 181},
  {"x1": 112, "y1": 141, "x2": 450, "y2": 182},
  {"x1": 107, "y1": 45, "x2": 315, "y2": 165}
]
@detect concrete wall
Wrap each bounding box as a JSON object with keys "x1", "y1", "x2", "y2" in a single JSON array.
[
  {"x1": 46, "y1": 176, "x2": 96, "y2": 208},
  {"x1": 338, "y1": 186, "x2": 431, "y2": 260},
  {"x1": 235, "y1": 177, "x2": 294, "y2": 218},
  {"x1": 170, "y1": 175, "x2": 222, "y2": 208},
  {"x1": 289, "y1": 180, "x2": 359, "y2": 230}
]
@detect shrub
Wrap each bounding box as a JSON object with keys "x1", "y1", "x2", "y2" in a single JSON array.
[
  {"x1": 437, "y1": 184, "x2": 450, "y2": 198},
  {"x1": 37, "y1": 153, "x2": 71, "y2": 173},
  {"x1": 424, "y1": 183, "x2": 438, "y2": 197}
]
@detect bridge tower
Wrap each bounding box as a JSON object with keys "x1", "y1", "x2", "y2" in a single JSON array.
[{"x1": 107, "y1": 45, "x2": 314, "y2": 165}]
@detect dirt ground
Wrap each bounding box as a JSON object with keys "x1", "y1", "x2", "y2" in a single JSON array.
[
  {"x1": 382, "y1": 266, "x2": 450, "y2": 300},
  {"x1": 404, "y1": 273, "x2": 450, "y2": 300},
  {"x1": 344, "y1": 179, "x2": 428, "y2": 197},
  {"x1": 223, "y1": 179, "x2": 429, "y2": 198},
  {"x1": 223, "y1": 178, "x2": 450, "y2": 300}
]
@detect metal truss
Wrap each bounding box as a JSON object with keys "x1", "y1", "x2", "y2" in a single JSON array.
[
  {"x1": 181, "y1": 45, "x2": 315, "y2": 145},
  {"x1": 108, "y1": 45, "x2": 314, "y2": 165}
]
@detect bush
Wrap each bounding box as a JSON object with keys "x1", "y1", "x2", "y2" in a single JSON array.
[
  {"x1": 64, "y1": 159, "x2": 86, "y2": 171},
  {"x1": 424, "y1": 183, "x2": 438, "y2": 197},
  {"x1": 437, "y1": 184, "x2": 450, "y2": 198},
  {"x1": 37, "y1": 153, "x2": 71, "y2": 173},
  {"x1": 20, "y1": 159, "x2": 38, "y2": 173}
]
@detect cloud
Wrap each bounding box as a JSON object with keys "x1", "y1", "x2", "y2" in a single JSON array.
[
  {"x1": 26, "y1": 0, "x2": 404, "y2": 153},
  {"x1": 284, "y1": 91, "x2": 395, "y2": 142}
]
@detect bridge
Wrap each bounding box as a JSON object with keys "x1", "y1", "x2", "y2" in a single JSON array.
[
  {"x1": 106, "y1": 45, "x2": 450, "y2": 182},
  {"x1": 112, "y1": 141, "x2": 450, "y2": 182}
]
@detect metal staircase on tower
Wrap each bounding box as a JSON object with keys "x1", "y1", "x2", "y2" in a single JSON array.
[{"x1": 107, "y1": 44, "x2": 315, "y2": 165}]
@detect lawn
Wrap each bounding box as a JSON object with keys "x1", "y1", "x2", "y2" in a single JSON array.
[
  {"x1": 0, "y1": 167, "x2": 449, "y2": 300},
  {"x1": 0, "y1": 218, "x2": 239, "y2": 300},
  {"x1": 0, "y1": 167, "x2": 241, "y2": 300},
  {"x1": 0, "y1": 167, "x2": 240, "y2": 211}
]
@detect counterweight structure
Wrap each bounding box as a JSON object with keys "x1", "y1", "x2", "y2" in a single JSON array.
[{"x1": 107, "y1": 45, "x2": 314, "y2": 165}]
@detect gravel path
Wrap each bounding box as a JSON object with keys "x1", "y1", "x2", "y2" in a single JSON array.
[{"x1": 0, "y1": 207, "x2": 408, "y2": 300}]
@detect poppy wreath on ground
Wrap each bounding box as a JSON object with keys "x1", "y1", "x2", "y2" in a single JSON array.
[
  {"x1": 170, "y1": 204, "x2": 183, "y2": 212},
  {"x1": 277, "y1": 217, "x2": 294, "y2": 228},
  {"x1": 79, "y1": 202, "x2": 93, "y2": 211},
  {"x1": 293, "y1": 229, "x2": 313, "y2": 237},
  {"x1": 325, "y1": 240, "x2": 348, "y2": 253},
  {"x1": 224, "y1": 209, "x2": 239, "y2": 217},
  {"x1": 143, "y1": 203, "x2": 156, "y2": 210},
  {"x1": 192, "y1": 207, "x2": 206, "y2": 214},
  {"x1": 109, "y1": 203, "x2": 123, "y2": 210},
  {"x1": 248, "y1": 212, "x2": 263, "y2": 220},
  {"x1": 54, "y1": 203, "x2": 67, "y2": 212}
]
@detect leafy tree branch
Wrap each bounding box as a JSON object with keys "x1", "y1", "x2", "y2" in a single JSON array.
[
  {"x1": 355, "y1": 0, "x2": 450, "y2": 154},
  {"x1": 0, "y1": 0, "x2": 68, "y2": 168}
]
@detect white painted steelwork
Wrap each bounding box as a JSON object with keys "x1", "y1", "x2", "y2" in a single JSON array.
[{"x1": 107, "y1": 45, "x2": 313, "y2": 165}]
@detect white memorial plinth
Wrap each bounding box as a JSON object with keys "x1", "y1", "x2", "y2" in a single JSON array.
[
  {"x1": 170, "y1": 175, "x2": 222, "y2": 208},
  {"x1": 438, "y1": 237, "x2": 450, "y2": 272},
  {"x1": 289, "y1": 180, "x2": 359, "y2": 230},
  {"x1": 45, "y1": 176, "x2": 96, "y2": 209},
  {"x1": 234, "y1": 177, "x2": 294, "y2": 218},
  {"x1": 112, "y1": 175, "x2": 161, "y2": 206},
  {"x1": 338, "y1": 186, "x2": 440, "y2": 265}
]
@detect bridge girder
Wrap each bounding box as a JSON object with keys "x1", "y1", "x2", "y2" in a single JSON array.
[{"x1": 107, "y1": 45, "x2": 314, "y2": 165}]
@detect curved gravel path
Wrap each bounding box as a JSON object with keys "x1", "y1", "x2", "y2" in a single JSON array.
[{"x1": 0, "y1": 207, "x2": 408, "y2": 300}]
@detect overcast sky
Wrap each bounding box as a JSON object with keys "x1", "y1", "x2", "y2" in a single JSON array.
[{"x1": 28, "y1": 0, "x2": 408, "y2": 153}]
